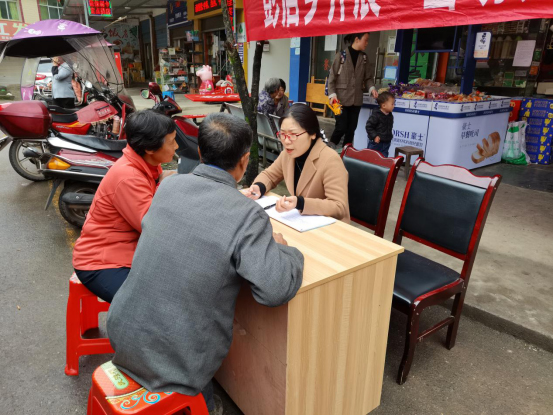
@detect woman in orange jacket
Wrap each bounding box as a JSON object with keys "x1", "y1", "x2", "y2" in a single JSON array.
[{"x1": 72, "y1": 110, "x2": 178, "y2": 302}]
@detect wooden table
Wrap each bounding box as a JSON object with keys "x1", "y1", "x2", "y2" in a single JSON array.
[
  {"x1": 184, "y1": 93, "x2": 240, "y2": 103},
  {"x1": 215, "y1": 215, "x2": 403, "y2": 415}
]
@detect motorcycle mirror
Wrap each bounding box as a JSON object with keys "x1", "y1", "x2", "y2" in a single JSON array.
[
  {"x1": 85, "y1": 81, "x2": 93, "y2": 89},
  {"x1": 140, "y1": 89, "x2": 150, "y2": 100}
]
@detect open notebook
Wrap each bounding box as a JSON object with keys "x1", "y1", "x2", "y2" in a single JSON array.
[{"x1": 254, "y1": 196, "x2": 336, "y2": 232}]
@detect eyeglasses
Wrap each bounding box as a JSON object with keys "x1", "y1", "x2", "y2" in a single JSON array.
[{"x1": 277, "y1": 131, "x2": 307, "y2": 141}]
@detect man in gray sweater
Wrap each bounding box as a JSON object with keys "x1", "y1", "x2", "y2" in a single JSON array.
[{"x1": 106, "y1": 113, "x2": 304, "y2": 415}]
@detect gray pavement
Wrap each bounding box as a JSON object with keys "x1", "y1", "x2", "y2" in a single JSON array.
[{"x1": 1, "y1": 148, "x2": 553, "y2": 414}]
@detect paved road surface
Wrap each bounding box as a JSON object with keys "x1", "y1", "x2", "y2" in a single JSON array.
[{"x1": 0, "y1": 148, "x2": 552, "y2": 414}]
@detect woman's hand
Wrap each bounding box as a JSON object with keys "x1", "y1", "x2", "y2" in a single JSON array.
[
  {"x1": 242, "y1": 184, "x2": 261, "y2": 200},
  {"x1": 375, "y1": 136, "x2": 381, "y2": 143},
  {"x1": 371, "y1": 89, "x2": 378, "y2": 98},
  {"x1": 273, "y1": 232, "x2": 288, "y2": 246},
  {"x1": 275, "y1": 196, "x2": 297, "y2": 213},
  {"x1": 328, "y1": 94, "x2": 338, "y2": 105}
]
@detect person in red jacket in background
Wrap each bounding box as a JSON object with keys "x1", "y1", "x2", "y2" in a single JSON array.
[{"x1": 73, "y1": 110, "x2": 178, "y2": 302}]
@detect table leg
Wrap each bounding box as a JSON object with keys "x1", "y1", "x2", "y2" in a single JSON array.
[{"x1": 404, "y1": 154, "x2": 410, "y2": 180}]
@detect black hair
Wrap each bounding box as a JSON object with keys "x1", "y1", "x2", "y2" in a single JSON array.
[
  {"x1": 279, "y1": 104, "x2": 323, "y2": 140},
  {"x1": 199, "y1": 112, "x2": 253, "y2": 171},
  {"x1": 344, "y1": 32, "x2": 369, "y2": 45},
  {"x1": 279, "y1": 78, "x2": 286, "y2": 92},
  {"x1": 125, "y1": 109, "x2": 176, "y2": 156},
  {"x1": 377, "y1": 91, "x2": 394, "y2": 107}
]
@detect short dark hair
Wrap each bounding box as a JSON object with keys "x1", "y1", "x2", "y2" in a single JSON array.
[
  {"x1": 344, "y1": 32, "x2": 369, "y2": 45},
  {"x1": 198, "y1": 113, "x2": 253, "y2": 171},
  {"x1": 280, "y1": 104, "x2": 323, "y2": 140},
  {"x1": 125, "y1": 110, "x2": 176, "y2": 156},
  {"x1": 279, "y1": 79, "x2": 286, "y2": 92},
  {"x1": 377, "y1": 91, "x2": 394, "y2": 107}
]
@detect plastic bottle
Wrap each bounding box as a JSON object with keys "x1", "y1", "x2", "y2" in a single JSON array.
[
  {"x1": 493, "y1": 36, "x2": 503, "y2": 59},
  {"x1": 112, "y1": 116, "x2": 121, "y2": 135},
  {"x1": 501, "y1": 36, "x2": 512, "y2": 59}
]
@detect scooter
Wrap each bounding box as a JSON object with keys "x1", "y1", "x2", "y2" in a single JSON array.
[
  {"x1": 0, "y1": 19, "x2": 135, "y2": 181},
  {"x1": 29, "y1": 82, "x2": 201, "y2": 228}
]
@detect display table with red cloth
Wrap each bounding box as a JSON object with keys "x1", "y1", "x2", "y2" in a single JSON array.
[{"x1": 185, "y1": 94, "x2": 240, "y2": 102}]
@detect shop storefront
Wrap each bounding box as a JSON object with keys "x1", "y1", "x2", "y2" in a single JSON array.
[{"x1": 186, "y1": 0, "x2": 245, "y2": 92}]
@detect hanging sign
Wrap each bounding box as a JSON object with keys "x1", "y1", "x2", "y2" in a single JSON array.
[
  {"x1": 194, "y1": 0, "x2": 234, "y2": 28},
  {"x1": 474, "y1": 32, "x2": 491, "y2": 59},
  {"x1": 244, "y1": 0, "x2": 553, "y2": 42},
  {"x1": 0, "y1": 21, "x2": 27, "y2": 41},
  {"x1": 168, "y1": 1, "x2": 189, "y2": 27},
  {"x1": 88, "y1": 0, "x2": 113, "y2": 17}
]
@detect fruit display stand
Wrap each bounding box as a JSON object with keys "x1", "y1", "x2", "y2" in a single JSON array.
[{"x1": 353, "y1": 95, "x2": 511, "y2": 170}]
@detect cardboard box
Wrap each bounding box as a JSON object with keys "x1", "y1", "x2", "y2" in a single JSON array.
[
  {"x1": 527, "y1": 151, "x2": 551, "y2": 164},
  {"x1": 526, "y1": 134, "x2": 553, "y2": 146},
  {"x1": 520, "y1": 98, "x2": 553, "y2": 119}
]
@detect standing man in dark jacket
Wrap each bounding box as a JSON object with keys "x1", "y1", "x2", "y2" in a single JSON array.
[
  {"x1": 328, "y1": 32, "x2": 377, "y2": 149},
  {"x1": 366, "y1": 91, "x2": 395, "y2": 157},
  {"x1": 106, "y1": 112, "x2": 304, "y2": 415}
]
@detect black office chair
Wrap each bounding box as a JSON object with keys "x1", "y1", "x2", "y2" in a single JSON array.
[{"x1": 341, "y1": 144, "x2": 403, "y2": 238}]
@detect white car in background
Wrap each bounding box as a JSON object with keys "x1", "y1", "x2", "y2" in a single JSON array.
[{"x1": 34, "y1": 58, "x2": 53, "y2": 100}]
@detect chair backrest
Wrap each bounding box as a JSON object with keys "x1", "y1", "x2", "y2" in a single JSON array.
[
  {"x1": 341, "y1": 144, "x2": 403, "y2": 238},
  {"x1": 306, "y1": 82, "x2": 327, "y2": 105},
  {"x1": 226, "y1": 103, "x2": 245, "y2": 120},
  {"x1": 393, "y1": 159, "x2": 501, "y2": 280},
  {"x1": 268, "y1": 114, "x2": 281, "y2": 134}
]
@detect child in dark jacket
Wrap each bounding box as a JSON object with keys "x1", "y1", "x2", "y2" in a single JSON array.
[{"x1": 366, "y1": 91, "x2": 395, "y2": 157}]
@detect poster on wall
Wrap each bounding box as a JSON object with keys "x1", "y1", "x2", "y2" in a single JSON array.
[
  {"x1": 103, "y1": 24, "x2": 140, "y2": 66},
  {"x1": 425, "y1": 112, "x2": 510, "y2": 169}
]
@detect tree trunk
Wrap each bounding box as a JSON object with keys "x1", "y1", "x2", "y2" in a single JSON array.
[{"x1": 220, "y1": 0, "x2": 263, "y2": 185}]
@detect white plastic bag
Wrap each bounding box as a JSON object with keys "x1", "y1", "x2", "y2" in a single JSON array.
[{"x1": 502, "y1": 121, "x2": 530, "y2": 165}]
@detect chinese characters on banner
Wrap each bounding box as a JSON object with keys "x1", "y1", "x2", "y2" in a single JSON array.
[
  {"x1": 88, "y1": 0, "x2": 113, "y2": 17},
  {"x1": 244, "y1": 0, "x2": 553, "y2": 41},
  {"x1": 0, "y1": 20, "x2": 27, "y2": 41}
]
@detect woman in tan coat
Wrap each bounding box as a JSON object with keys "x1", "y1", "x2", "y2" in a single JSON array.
[{"x1": 245, "y1": 104, "x2": 350, "y2": 222}]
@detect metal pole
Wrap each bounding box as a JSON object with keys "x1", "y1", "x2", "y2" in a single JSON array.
[{"x1": 82, "y1": 0, "x2": 89, "y2": 26}]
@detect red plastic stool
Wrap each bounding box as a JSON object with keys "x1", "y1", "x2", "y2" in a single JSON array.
[
  {"x1": 87, "y1": 361, "x2": 209, "y2": 415},
  {"x1": 66, "y1": 273, "x2": 114, "y2": 376}
]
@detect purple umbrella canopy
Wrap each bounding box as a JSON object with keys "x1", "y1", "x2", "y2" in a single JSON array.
[
  {"x1": 13, "y1": 20, "x2": 99, "y2": 39},
  {"x1": 4, "y1": 20, "x2": 101, "y2": 58}
]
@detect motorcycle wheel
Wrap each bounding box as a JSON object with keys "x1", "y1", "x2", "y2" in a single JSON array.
[
  {"x1": 58, "y1": 183, "x2": 98, "y2": 228},
  {"x1": 8, "y1": 140, "x2": 48, "y2": 181}
]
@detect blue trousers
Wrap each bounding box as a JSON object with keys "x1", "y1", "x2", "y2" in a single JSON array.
[
  {"x1": 75, "y1": 267, "x2": 130, "y2": 303},
  {"x1": 367, "y1": 140, "x2": 391, "y2": 158}
]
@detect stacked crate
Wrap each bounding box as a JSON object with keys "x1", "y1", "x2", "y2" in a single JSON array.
[{"x1": 520, "y1": 98, "x2": 553, "y2": 165}]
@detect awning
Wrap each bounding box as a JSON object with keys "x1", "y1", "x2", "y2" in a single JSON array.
[{"x1": 244, "y1": 0, "x2": 553, "y2": 41}]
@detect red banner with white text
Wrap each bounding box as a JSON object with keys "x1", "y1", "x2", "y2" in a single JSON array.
[{"x1": 244, "y1": 0, "x2": 553, "y2": 41}]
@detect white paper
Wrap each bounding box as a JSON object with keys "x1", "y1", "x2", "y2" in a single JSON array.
[
  {"x1": 254, "y1": 195, "x2": 280, "y2": 209},
  {"x1": 266, "y1": 208, "x2": 336, "y2": 233},
  {"x1": 291, "y1": 37, "x2": 301, "y2": 48},
  {"x1": 324, "y1": 35, "x2": 337, "y2": 51},
  {"x1": 387, "y1": 37, "x2": 397, "y2": 54},
  {"x1": 295, "y1": 47, "x2": 300, "y2": 55},
  {"x1": 513, "y1": 40, "x2": 536, "y2": 67}
]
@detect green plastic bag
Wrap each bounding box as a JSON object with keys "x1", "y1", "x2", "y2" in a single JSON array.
[{"x1": 502, "y1": 121, "x2": 529, "y2": 165}]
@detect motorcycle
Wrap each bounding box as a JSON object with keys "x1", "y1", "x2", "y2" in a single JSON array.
[
  {"x1": 25, "y1": 82, "x2": 202, "y2": 228},
  {"x1": 0, "y1": 19, "x2": 135, "y2": 181}
]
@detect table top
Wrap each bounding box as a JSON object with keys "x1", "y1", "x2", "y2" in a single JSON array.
[
  {"x1": 185, "y1": 93, "x2": 241, "y2": 102},
  {"x1": 269, "y1": 210, "x2": 403, "y2": 294}
]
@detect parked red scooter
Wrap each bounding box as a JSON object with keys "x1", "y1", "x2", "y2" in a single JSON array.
[{"x1": 15, "y1": 82, "x2": 202, "y2": 227}]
